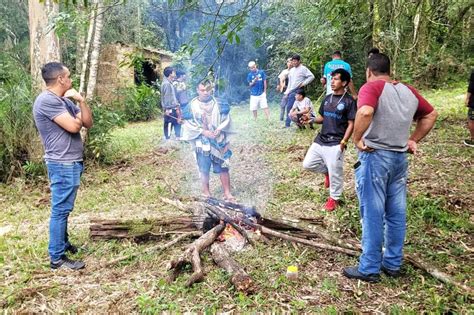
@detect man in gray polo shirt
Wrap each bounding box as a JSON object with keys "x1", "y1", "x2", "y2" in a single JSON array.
[
  {"x1": 343, "y1": 53, "x2": 437, "y2": 283},
  {"x1": 284, "y1": 54, "x2": 315, "y2": 127},
  {"x1": 33, "y1": 62, "x2": 93, "y2": 270}
]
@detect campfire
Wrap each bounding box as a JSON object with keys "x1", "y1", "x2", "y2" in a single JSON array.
[{"x1": 90, "y1": 197, "x2": 472, "y2": 295}]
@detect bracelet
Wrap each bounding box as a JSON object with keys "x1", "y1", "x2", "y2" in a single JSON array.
[{"x1": 340, "y1": 140, "x2": 347, "y2": 145}]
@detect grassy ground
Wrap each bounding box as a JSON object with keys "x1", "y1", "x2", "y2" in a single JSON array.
[{"x1": 1, "y1": 86, "x2": 473, "y2": 313}]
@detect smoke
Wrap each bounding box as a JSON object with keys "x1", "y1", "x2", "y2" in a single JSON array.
[{"x1": 148, "y1": 0, "x2": 273, "y2": 104}]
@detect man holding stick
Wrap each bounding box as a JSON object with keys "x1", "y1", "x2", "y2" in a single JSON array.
[
  {"x1": 343, "y1": 53, "x2": 437, "y2": 282},
  {"x1": 161, "y1": 66, "x2": 182, "y2": 140}
]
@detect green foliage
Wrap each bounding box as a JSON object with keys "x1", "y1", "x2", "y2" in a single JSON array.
[
  {"x1": 85, "y1": 103, "x2": 125, "y2": 163},
  {"x1": 119, "y1": 84, "x2": 160, "y2": 122},
  {"x1": 0, "y1": 54, "x2": 40, "y2": 183},
  {"x1": 22, "y1": 161, "x2": 46, "y2": 179}
]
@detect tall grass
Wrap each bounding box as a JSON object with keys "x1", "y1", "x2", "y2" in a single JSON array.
[{"x1": 0, "y1": 55, "x2": 42, "y2": 182}]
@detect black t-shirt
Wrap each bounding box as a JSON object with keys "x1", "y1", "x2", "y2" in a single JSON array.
[
  {"x1": 315, "y1": 93, "x2": 357, "y2": 146},
  {"x1": 468, "y1": 70, "x2": 474, "y2": 108}
]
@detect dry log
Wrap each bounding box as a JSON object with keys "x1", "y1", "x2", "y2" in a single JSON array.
[
  {"x1": 168, "y1": 223, "x2": 225, "y2": 287},
  {"x1": 210, "y1": 242, "x2": 256, "y2": 294},
  {"x1": 90, "y1": 216, "x2": 198, "y2": 241}
]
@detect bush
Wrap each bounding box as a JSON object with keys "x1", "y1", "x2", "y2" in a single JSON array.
[
  {"x1": 0, "y1": 54, "x2": 42, "y2": 182},
  {"x1": 120, "y1": 84, "x2": 160, "y2": 122},
  {"x1": 85, "y1": 102, "x2": 125, "y2": 163}
]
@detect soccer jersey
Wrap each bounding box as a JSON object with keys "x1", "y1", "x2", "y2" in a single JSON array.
[
  {"x1": 315, "y1": 93, "x2": 357, "y2": 146},
  {"x1": 323, "y1": 59, "x2": 352, "y2": 95},
  {"x1": 247, "y1": 69, "x2": 266, "y2": 96}
]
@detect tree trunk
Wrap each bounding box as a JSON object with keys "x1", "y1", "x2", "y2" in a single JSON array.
[
  {"x1": 28, "y1": 0, "x2": 61, "y2": 90},
  {"x1": 371, "y1": 0, "x2": 382, "y2": 48},
  {"x1": 85, "y1": 0, "x2": 104, "y2": 101},
  {"x1": 78, "y1": 2, "x2": 97, "y2": 94}
]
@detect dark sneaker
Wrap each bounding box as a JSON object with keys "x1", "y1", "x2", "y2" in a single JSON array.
[
  {"x1": 381, "y1": 265, "x2": 401, "y2": 278},
  {"x1": 463, "y1": 139, "x2": 474, "y2": 147},
  {"x1": 65, "y1": 244, "x2": 78, "y2": 254},
  {"x1": 51, "y1": 256, "x2": 85, "y2": 270},
  {"x1": 342, "y1": 266, "x2": 380, "y2": 283}
]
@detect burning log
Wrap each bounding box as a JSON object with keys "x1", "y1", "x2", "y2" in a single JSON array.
[
  {"x1": 168, "y1": 223, "x2": 225, "y2": 287},
  {"x1": 210, "y1": 242, "x2": 256, "y2": 294}
]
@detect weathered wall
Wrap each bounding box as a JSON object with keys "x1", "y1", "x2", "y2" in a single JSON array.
[{"x1": 96, "y1": 42, "x2": 173, "y2": 104}]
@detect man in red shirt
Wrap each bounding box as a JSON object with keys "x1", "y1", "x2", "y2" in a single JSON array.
[{"x1": 343, "y1": 53, "x2": 438, "y2": 283}]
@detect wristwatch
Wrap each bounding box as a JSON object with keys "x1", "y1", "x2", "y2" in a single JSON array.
[{"x1": 340, "y1": 139, "x2": 347, "y2": 145}]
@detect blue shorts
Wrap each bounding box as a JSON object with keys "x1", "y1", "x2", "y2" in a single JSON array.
[{"x1": 196, "y1": 152, "x2": 229, "y2": 175}]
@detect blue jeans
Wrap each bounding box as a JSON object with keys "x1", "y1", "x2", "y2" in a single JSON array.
[
  {"x1": 285, "y1": 91, "x2": 296, "y2": 127},
  {"x1": 354, "y1": 150, "x2": 408, "y2": 274},
  {"x1": 46, "y1": 161, "x2": 83, "y2": 261}
]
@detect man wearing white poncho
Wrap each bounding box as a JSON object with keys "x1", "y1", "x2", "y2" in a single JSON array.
[{"x1": 182, "y1": 80, "x2": 236, "y2": 202}]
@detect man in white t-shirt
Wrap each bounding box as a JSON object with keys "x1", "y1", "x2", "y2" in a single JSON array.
[
  {"x1": 289, "y1": 88, "x2": 315, "y2": 129},
  {"x1": 277, "y1": 58, "x2": 293, "y2": 121}
]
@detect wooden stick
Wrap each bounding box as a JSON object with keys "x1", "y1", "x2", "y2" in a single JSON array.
[
  {"x1": 282, "y1": 219, "x2": 473, "y2": 296},
  {"x1": 259, "y1": 226, "x2": 360, "y2": 256}
]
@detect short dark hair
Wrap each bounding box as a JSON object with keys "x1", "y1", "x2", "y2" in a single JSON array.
[
  {"x1": 367, "y1": 53, "x2": 390, "y2": 75},
  {"x1": 176, "y1": 70, "x2": 186, "y2": 78},
  {"x1": 295, "y1": 88, "x2": 305, "y2": 97},
  {"x1": 333, "y1": 50, "x2": 342, "y2": 57},
  {"x1": 367, "y1": 48, "x2": 380, "y2": 56},
  {"x1": 331, "y1": 68, "x2": 351, "y2": 87},
  {"x1": 197, "y1": 79, "x2": 213, "y2": 89},
  {"x1": 41, "y1": 62, "x2": 66, "y2": 85},
  {"x1": 291, "y1": 54, "x2": 301, "y2": 61},
  {"x1": 163, "y1": 66, "x2": 175, "y2": 78}
]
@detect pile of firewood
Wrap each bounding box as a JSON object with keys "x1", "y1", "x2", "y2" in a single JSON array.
[{"x1": 89, "y1": 197, "x2": 472, "y2": 295}]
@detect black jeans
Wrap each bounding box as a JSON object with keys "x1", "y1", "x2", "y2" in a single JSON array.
[{"x1": 163, "y1": 108, "x2": 181, "y2": 139}]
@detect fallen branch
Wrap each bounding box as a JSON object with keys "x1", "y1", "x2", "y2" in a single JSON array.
[
  {"x1": 210, "y1": 242, "x2": 256, "y2": 294},
  {"x1": 168, "y1": 223, "x2": 225, "y2": 287},
  {"x1": 405, "y1": 253, "x2": 473, "y2": 295},
  {"x1": 280, "y1": 216, "x2": 473, "y2": 296}
]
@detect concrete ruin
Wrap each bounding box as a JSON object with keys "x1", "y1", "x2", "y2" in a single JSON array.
[{"x1": 95, "y1": 42, "x2": 173, "y2": 103}]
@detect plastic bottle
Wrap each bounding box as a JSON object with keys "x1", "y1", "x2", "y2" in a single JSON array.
[{"x1": 286, "y1": 265, "x2": 298, "y2": 281}]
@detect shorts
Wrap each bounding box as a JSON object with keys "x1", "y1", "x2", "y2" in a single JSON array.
[
  {"x1": 196, "y1": 151, "x2": 229, "y2": 175},
  {"x1": 468, "y1": 107, "x2": 474, "y2": 120},
  {"x1": 249, "y1": 93, "x2": 268, "y2": 111}
]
